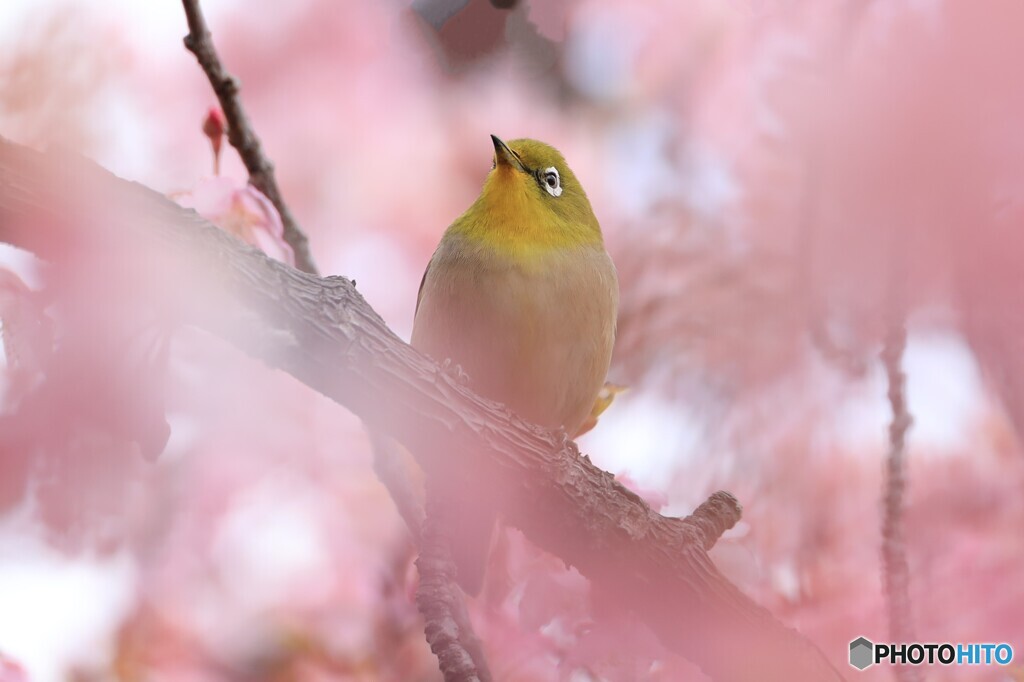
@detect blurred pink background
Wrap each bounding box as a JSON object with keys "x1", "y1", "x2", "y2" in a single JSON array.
[{"x1": 1, "y1": 0, "x2": 1023, "y2": 680}]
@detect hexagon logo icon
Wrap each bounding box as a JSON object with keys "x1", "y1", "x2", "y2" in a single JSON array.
[{"x1": 849, "y1": 637, "x2": 874, "y2": 670}]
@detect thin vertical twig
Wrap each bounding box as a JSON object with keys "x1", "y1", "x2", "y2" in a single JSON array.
[
  {"x1": 180, "y1": 0, "x2": 318, "y2": 274},
  {"x1": 369, "y1": 433, "x2": 491, "y2": 681},
  {"x1": 416, "y1": 494, "x2": 493, "y2": 682},
  {"x1": 880, "y1": 319, "x2": 921, "y2": 681},
  {"x1": 370, "y1": 432, "x2": 425, "y2": 542}
]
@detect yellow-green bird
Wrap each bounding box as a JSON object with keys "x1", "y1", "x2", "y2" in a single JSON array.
[{"x1": 412, "y1": 135, "x2": 618, "y2": 594}]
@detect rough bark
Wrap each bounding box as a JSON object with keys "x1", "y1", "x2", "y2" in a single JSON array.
[
  {"x1": 880, "y1": 320, "x2": 920, "y2": 682},
  {"x1": 416, "y1": 495, "x2": 493, "y2": 682},
  {"x1": 0, "y1": 136, "x2": 846, "y2": 682}
]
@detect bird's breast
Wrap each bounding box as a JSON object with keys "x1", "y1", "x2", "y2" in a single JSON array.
[{"x1": 412, "y1": 234, "x2": 618, "y2": 435}]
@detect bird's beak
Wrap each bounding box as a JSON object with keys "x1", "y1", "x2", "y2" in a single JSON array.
[{"x1": 491, "y1": 134, "x2": 526, "y2": 172}]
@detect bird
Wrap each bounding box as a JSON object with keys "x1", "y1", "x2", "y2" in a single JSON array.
[{"x1": 411, "y1": 135, "x2": 618, "y2": 595}]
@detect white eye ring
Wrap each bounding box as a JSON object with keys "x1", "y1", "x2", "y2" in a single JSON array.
[{"x1": 541, "y1": 167, "x2": 562, "y2": 197}]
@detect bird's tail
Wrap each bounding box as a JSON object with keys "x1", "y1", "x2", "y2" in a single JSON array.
[{"x1": 574, "y1": 382, "x2": 628, "y2": 437}]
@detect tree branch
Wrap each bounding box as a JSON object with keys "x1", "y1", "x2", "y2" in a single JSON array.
[
  {"x1": 881, "y1": 316, "x2": 920, "y2": 682},
  {"x1": 371, "y1": 433, "x2": 493, "y2": 681},
  {"x1": 180, "y1": 0, "x2": 318, "y2": 275},
  {"x1": 370, "y1": 431, "x2": 426, "y2": 542},
  {"x1": 179, "y1": 6, "x2": 482, "y2": 671},
  {"x1": 0, "y1": 136, "x2": 846, "y2": 682},
  {"x1": 417, "y1": 495, "x2": 493, "y2": 682},
  {"x1": 685, "y1": 490, "x2": 742, "y2": 551}
]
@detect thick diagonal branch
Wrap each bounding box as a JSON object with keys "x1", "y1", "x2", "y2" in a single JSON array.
[
  {"x1": 180, "y1": 0, "x2": 318, "y2": 275},
  {"x1": 0, "y1": 137, "x2": 845, "y2": 682}
]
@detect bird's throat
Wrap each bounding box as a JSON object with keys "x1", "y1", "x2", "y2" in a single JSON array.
[{"x1": 451, "y1": 173, "x2": 602, "y2": 260}]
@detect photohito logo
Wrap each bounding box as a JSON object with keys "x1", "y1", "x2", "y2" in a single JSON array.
[{"x1": 849, "y1": 637, "x2": 1014, "y2": 670}]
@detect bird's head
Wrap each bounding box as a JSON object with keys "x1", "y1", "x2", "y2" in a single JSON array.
[{"x1": 455, "y1": 136, "x2": 602, "y2": 253}]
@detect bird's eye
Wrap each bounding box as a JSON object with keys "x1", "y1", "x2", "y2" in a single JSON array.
[{"x1": 541, "y1": 167, "x2": 562, "y2": 197}]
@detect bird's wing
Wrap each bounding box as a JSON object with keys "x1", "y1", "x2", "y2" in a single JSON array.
[{"x1": 415, "y1": 260, "x2": 430, "y2": 317}]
